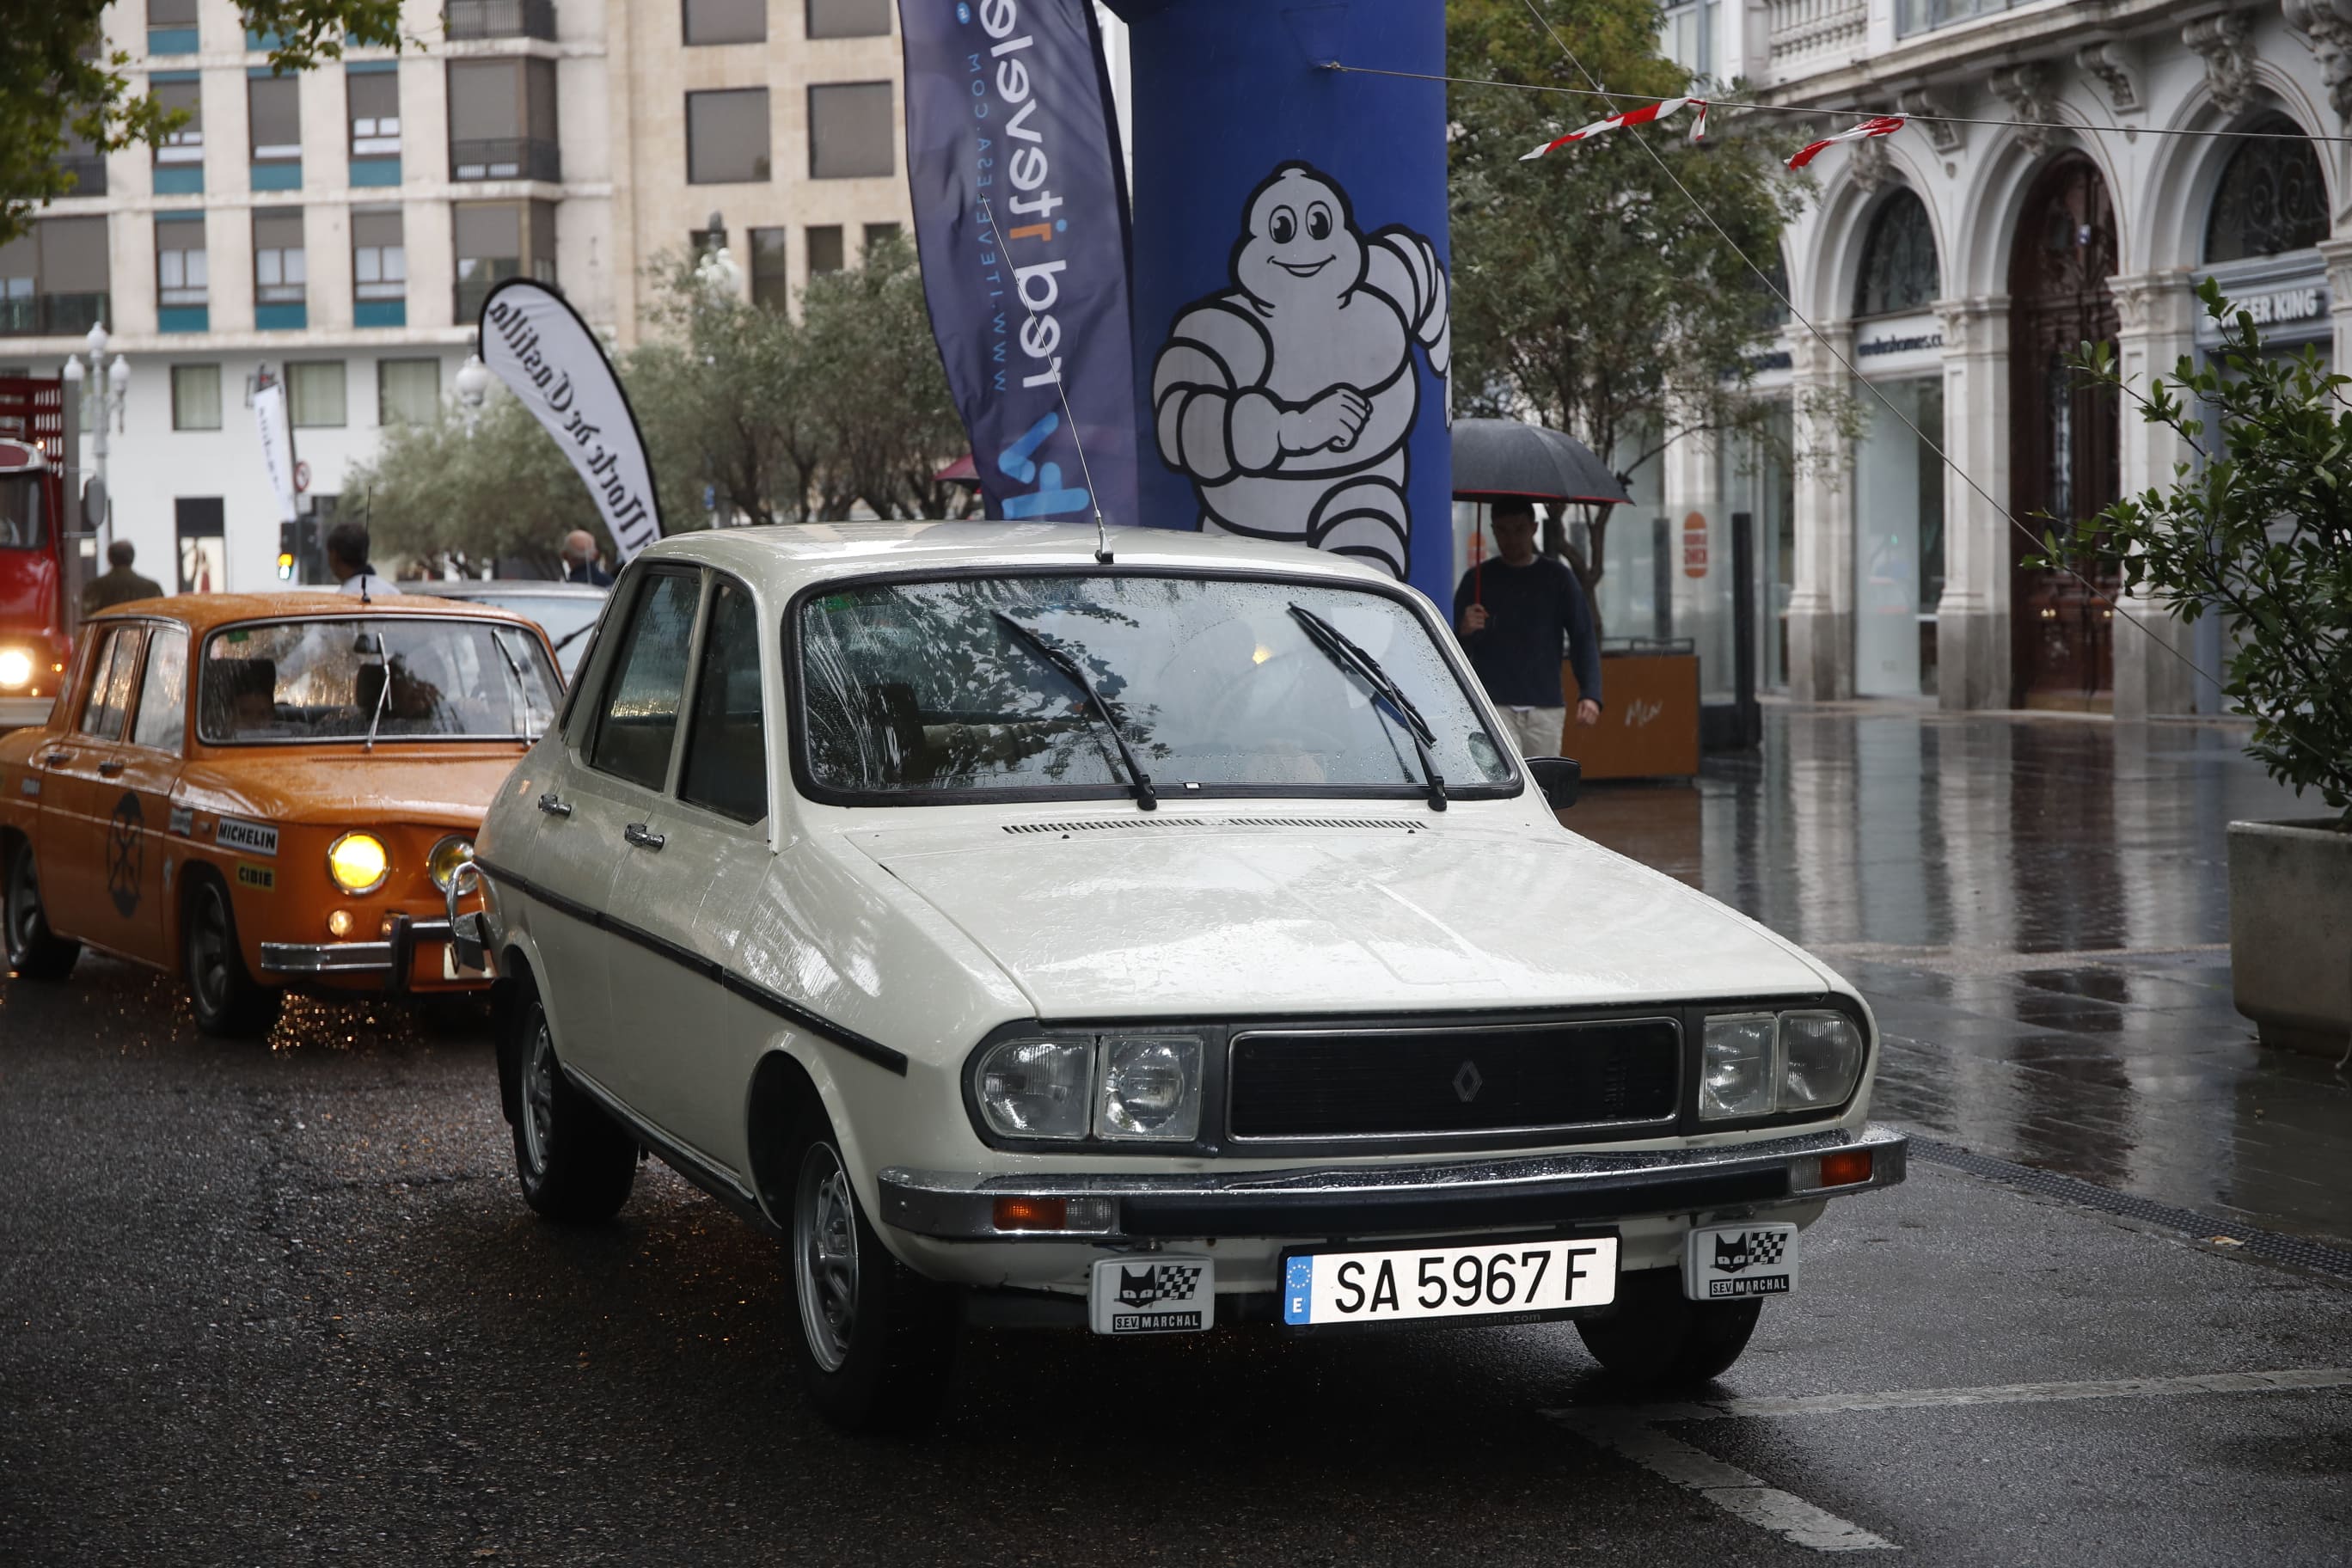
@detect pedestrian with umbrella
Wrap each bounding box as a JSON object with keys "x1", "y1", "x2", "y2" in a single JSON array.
[{"x1": 1450, "y1": 419, "x2": 1621, "y2": 759}]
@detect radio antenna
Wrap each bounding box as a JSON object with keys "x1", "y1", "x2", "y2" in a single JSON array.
[{"x1": 977, "y1": 193, "x2": 1112, "y2": 564}]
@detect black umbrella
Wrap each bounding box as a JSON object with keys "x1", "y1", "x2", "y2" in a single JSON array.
[{"x1": 1451, "y1": 417, "x2": 1630, "y2": 505}]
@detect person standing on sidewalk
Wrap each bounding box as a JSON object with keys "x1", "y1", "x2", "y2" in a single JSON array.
[
  {"x1": 1453, "y1": 499, "x2": 1602, "y2": 757},
  {"x1": 81, "y1": 540, "x2": 164, "y2": 613}
]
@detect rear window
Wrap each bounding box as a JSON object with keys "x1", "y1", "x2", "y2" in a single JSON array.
[
  {"x1": 199, "y1": 616, "x2": 559, "y2": 744},
  {"x1": 0, "y1": 474, "x2": 46, "y2": 550}
]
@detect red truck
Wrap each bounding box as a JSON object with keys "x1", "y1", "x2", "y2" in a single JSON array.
[{"x1": 0, "y1": 377, "x2": 73, "y2": 732}]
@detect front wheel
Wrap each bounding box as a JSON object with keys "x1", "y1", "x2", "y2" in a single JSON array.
[
  {"x1": 784, "y1": 1108, "x2": 956, "y2": 1434},
  {"x1": 4, "y1": 842, "x2": 79, "y2": 981},
  {"x1": 1576, "y1": 1267, "x2": 1762, "y2": 1387},
  {"x1": 181, "y1": 877, "x2": 281, "y2": 1038}
]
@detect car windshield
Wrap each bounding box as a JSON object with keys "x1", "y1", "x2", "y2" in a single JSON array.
[
  {"x1": 0, "y1": 474, "x2": 45, "y2": 550},
  {"x1": 198, "y1": 616, "x2": 560, "y2": 744},
  {"x1": 462, "y1": 593, "x2": 603, "y2": 677},
  {"x1": 798, "y1": 573, "x2": 1515, "y2": 800}
]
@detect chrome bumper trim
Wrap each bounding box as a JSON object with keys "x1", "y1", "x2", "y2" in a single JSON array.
[
  {"x1": 879, "y1": 1124, "x2": 1907, "y2": 1241},
  {"x1": 0, "y1": 696, "x2": 55, "y2": 730},
  {"x1": 260, "y1": 918, "x2": 455, "y2": 976}
]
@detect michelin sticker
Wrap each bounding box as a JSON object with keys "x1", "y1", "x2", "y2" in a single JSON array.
[
  {"x1": 1149, "y1": 162, "x2": 1451, "y2": 581},
  {"x1": 216, "y1": 818, "x2": 279, "y2": 857}
]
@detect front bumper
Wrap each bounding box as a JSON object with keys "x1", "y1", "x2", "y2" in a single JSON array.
[
  {"x1": 259, "y1": 915, "x2": 468, "y2": 991},
  {"x1": 0, "y1": 695, "x2": 55, "y2": 732},
  {"x1": 880, "y1": 1123, "x2": 1906, "y2": 1241}
]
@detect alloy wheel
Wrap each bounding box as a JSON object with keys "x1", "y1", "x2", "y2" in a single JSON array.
[
  {"x1": 5, "y1": 854, "x2": 37, "y2": 960},
  {"x1": 794, "y1": 1142, "x2": 861, "y2": 1374},
  {"x1": 521, "y1": 1020, "x2": 556, "y2": 1177},
  {"x1": 189, "y1": 889, "x2": 231, "y2": 1014}
]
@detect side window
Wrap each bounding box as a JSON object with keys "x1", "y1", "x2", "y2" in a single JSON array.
[
  {"x1": 588, "y1": 572, "x2": 701, "y2": 791},
  {"x1": 678, "y1": 577, "x2": 768, "y2": 823},
  {"x1": 131, "y1": 625, "x2": 191, "y2": 753},
  {"x1": 77, "y1": 628, "x2": 141, "y2": 741}
]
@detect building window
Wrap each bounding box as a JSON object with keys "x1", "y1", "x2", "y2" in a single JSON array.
[
  {"x1": 0, "y1": 217, "x2": 109, "y2": 339},
  {"x1": 806, "y1": 224, "x2": 843, "y2": 277},
  {"x1": 1853, "y1": 188, "x2": 1939, "y2": 318},
  {"x1": 58, "y1": 127, "x2": 106, "y2": 197},
  {"x1": 248, "y1": 74, "x2": 300, "y2": 162},
  {"x1": 152, "y1": 76, "x2": 204, "y2": 191},
  {"x1": 807, "y1": 0, "x2": 889, "y2": 37},
  {"x1": 861, "y1": 220, "x2": 900, "y2": 257},
  {"x1": 171, "y1": 364, "x2": 222, "y2": 430},
  {"x1": 348, "y1": 69, "x2": 401, "y2": 158},
  {"x1": 378, "y1": 358, "x2": 440, "y2": 424},
  {"x1": 148, "y1": 0, "x2": 199, "y2": 52},
  {"x1": 2204, "y1": 113, "x2": 2329, "y2": 265},
  {"x1": 1896, "y1": 0, "x2": 2011, "y2": 38},
  {"x1": 286, "y1": 361, "x2": 346, "y2": 427},
  {"x1": 448, "y1": 58, "x2": 560, "y2": 182},
  {"x1": 687, "y1": 89, "x2": 772, "y2": 183},
  {"x1": 1658, "y1": 1, "x2": 1716, "y2": 80},
  {"x1": 176, "y1": 497, "x2": 226, "y2": 593},
  {"x1": 749, "y1": 226, "x2": 789, "y2": 309},
  {"x1": 808, "y1": 82, "x2": 892, "y2": 179},
  {"x1": 454, "y1": 199, "x2": 556, "y2": 321},
  {"x1": 253, "y1": 208, "x2": 305, "y2": 327},
  {"x1": 685, "y1": 0, "x2": 766, "y2": 45},
  {"x1": 445, "y1": 0, "x2": 557, "y2": 40},
  {"x1": 155, "y1": 217, "x2": 208, "y2": 330},
  {"x1": 352, "y1": 207, "x2": 406, "y2": 302}
]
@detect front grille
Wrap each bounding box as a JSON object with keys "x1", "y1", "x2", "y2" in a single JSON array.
[{"x1": 1228, "y1": 1020, "x2": 1681, "y2": 1140}]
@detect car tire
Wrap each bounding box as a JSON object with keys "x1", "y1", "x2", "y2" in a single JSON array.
[
  {"x1": 507, "y1": 994, "x2": 637, "y2": 1222},
  {"x1": 1575, "y1": 1266, "x2": 1762, "y2": 1387},
  {"x1": 782, "y1": 1106, "x2": 956, "y2": 1435},
  {"x1": 181, "y1": 876, "x2": 282, "y2": 1038},
  {"x1": 4, "y1": 842, "x2": 80, "y2": 982}
]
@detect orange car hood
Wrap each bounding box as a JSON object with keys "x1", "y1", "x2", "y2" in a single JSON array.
[{"x1": 185, "y1": 747, "x2": 524, "y2": 828}]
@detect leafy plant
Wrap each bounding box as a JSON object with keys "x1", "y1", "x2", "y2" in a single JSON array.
[{"x1": 2050, "y1": 277, "x2": 2352, "y2": 824}]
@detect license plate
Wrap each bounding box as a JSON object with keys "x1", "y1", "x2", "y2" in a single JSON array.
[
  {"x1": 1088, "y1": 1256, "x2": 1215, "y2": 1336},
  {"x1": 1684, "y1": 1222, "x2": 1798, "y2": 1301},
  {"x1": 440, "y1": 943, "x2": 493, "y2": 982},
  {"x1": 1282, "y1": 1235, "x2": 1618, "y2": 1327}
]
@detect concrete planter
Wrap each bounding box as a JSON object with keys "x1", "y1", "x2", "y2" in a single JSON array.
[{"x1": 2229, "y1": 818, "x2": 2352, "y2": 1055}]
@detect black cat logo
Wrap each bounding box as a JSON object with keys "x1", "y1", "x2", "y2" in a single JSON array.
[{"x1": 1712, "y1": 1234, "x2": 1749, "y2": 1273}]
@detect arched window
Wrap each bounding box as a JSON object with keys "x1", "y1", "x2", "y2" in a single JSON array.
[
  {"x1": 2204, "y1": 112, "x2": 2328, "y2": 263},
  {"x1": 1853, "y1": 189, "x2": 1940, "y2": 317}
]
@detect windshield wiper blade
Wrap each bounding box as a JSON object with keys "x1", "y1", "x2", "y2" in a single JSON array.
[
  {"x1": 363, "y1": 628, "x2": 394, "y2": 754},
  {"x1": 1286, "y1": 603, "x2": 1448, "y2": 812},
  {"x1": 992, "y1": 611, "x2": 1158, "y2": 812}
]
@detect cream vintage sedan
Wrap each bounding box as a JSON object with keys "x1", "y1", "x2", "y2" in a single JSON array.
[{"x1": 459, "y1": 522, "x2": 1904, "y2": 1432}]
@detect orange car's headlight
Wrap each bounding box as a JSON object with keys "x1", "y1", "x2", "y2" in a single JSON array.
[{"x1": 327, "y1": 832, "x2": 390, "y2": 895}]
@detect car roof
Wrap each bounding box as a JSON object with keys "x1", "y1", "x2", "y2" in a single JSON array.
[
  {"x1": 633, "y1": 520, "x2": 1405, "y2": 597},
  {"x1": 398, "y1": 579, "x2": 609, "y2": 599},
  {"x1": 88, "y1": 590, "x2": 550, "y2": 634}
]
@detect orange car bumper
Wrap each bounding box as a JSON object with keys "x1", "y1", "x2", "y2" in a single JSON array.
[{"x1": 258, "y1": 912, "x2": 495, "y2": 994}]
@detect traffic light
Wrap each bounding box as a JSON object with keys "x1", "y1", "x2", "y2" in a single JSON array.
[{"x1": 277, "y1": 522, "x2": 298, "y2": 580}]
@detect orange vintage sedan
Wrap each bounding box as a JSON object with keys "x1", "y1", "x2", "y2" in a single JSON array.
[{"x1": 0, "y1": 591, "x2": 560, "y2": 1035}]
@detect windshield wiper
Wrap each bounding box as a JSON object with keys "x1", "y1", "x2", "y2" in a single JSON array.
[
  {"x1": 551, "y1": 622, "x2": 595, "y2": 655},
  {"x1": 358, "y1": 627, "x2": 395, "y2": 754},
  {"x1": 992, "y1": 611, "x2": 1158, "y2": 812},
  {"x1": 1286, "y1": 603, "x2": 1448, "y2": 812}
]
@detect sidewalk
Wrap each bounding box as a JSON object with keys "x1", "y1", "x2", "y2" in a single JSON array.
[{"x1": 1567, "y1": 706, "x2": 2352, "y2": 1248}]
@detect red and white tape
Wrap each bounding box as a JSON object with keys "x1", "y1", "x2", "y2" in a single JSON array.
[
  {"x1": 1522, "y1": 96, "x2": 1709, "y2": 161},
  {"x1": 1786, "y1": 114, "x2": 1906, "y2": 169}
]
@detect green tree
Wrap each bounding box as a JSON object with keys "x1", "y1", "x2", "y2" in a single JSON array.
[
  {"x1": 1447, "y1": 0, "x2": 1809, "y2": 616},
  {"x1": 3, "y1": 0, "x2": 404, "y2": 245},
  {"x1": 798, "y1": 232, "x2": 968, "y2": 519},
  {"x1": 345, "y1": 395, "x2": 605, "y2": 577}
]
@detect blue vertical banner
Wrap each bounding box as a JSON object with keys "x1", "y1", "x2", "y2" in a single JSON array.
[
  {"x1": 898, "y1": 0, "x2": 1141, "y2": 529},
  {"x1": 1108, "y1": 0, "x2": 1455, "y2": 601}
]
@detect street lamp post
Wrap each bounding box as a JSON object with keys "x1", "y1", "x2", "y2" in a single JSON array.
[
  {"x1": 455, "y1": 350, "x2": 492, "y2": 434},
  {"x1": 60, "y1": 320, "x2": 130, "y2": 556}
]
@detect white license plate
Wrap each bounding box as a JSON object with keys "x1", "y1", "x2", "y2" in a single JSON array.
[
  {"x1": 1088, "y1": 1256, "x2": 1215, "y2": 1335},
  {"x1": 1684, "y1": 1222, "x2": 1798, "y2": 1301},
  {"x1": 1282, "y1": 1235, "x2": 1618, "y2": 1327}
]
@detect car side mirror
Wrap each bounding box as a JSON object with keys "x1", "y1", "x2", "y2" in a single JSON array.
[{"x1": 1528, "y1": 756, "x2": 1580, "y2": 811}]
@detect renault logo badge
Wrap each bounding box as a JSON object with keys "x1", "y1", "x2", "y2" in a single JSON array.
[{"x1": 1453, "y1": 1061, "x2": 1483, "y2": 1103}]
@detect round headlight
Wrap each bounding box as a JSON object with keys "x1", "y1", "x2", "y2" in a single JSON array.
[
  {"x1": 427, "y1": 835, "x2": 475, "y2": 891},
  {"x1": 327, "y1": 832, "x2": 390, "y2": 895},
  {"x1": 0, "y1": 649, "x2": 31, "y2": 689},
  {"x1": 1095, "y1": 1035, "x2": 1204, "y2": 1141}
]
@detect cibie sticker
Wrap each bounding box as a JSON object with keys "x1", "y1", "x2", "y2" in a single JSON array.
[
  {"x1": 1684, "y1": 1222, "x2": 1798, "y2": 1302},
  {"x1": 215, "y1": 818, "x2": 279, "y2": 857},
  {"x1": 1088, "y1": 1256, "x2": 1215, "y2": 1336},
  {"x1": 236, "y1": 861, "x2": 276, "y2": 891}
]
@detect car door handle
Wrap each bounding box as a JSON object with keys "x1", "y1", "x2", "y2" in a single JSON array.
[
  {"x1": 537, "y1": 792, "x2": 572, "y2": 818},
  {"x1": 97, "y1": 759, "x2": 126, "y2": 777},
  {"x1": 622, "y1": 823, "x2": 665, "y2": 851},
  {"x1": 40, "y1": 750, "x2": 67, "y2": 767}
]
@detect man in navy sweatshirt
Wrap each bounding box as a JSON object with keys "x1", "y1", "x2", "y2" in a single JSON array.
[{"x1": 1452, "y1": 499, "x2": 1603, "y2": 758}]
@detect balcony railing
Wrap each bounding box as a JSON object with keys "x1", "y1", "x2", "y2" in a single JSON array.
[
  {"x1": 1767, "y1": 0, "x2": 1867, "y2": 62},
  {"x1": 450, "y1": 137, "x2": 560, "y2": 183},
  {"x1": 1896, "y1": 0, "x2": 2016, "y2": 36},
  {"x1": 0, "y1": 292, "x2": 111, "y2": 338},
  {"x1": 444, "y1": 0, "x2": 557, "y2": 41}
]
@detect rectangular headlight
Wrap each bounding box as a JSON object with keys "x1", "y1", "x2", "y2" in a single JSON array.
[
  {"x1": 1094, "y1": 1034, "x2": 1204, "y2": 1142},
  {"x1": 1699, "y1": 1014, "x2": 1777, "y2": 1119},
  {"x1": 1779, "y1": 1010, "x2": 1865, "y2": 1112},
  {"x1": 975, "y1": 1038, "x2": 1093, "y2": 1140}
]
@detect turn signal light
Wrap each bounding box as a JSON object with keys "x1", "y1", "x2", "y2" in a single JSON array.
[
  {"x1": 1818, "y1": 1149, "x2": 1874, "y2": 1188},
  {"x1": 994, "y1": 1197, "x2": 1069, "y2": 1231},
  {"x1": 327, "y1": 910, "x2": 355, "y2": 938}
]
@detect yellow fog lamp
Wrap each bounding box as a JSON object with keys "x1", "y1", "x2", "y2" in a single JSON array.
[
  {"x1": 0, "y1": 648, "x2": 32, "y2": 689},
  {"x1": 327, "y1": 831, "x2": 390, "y2": 895}
]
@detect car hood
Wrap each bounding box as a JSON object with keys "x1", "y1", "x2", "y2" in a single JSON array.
[
  {"x1": 848, "y1": 818, "x2": 1839, "y2": 1020},
  {"x1": 184, "y1": 748, "x2": 521, "y2": 828}
]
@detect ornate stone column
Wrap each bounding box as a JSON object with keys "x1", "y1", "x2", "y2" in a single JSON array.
[
  {"x1": 2109, "y1": 269, "x2": 2202, "y2": 720},
  {"x1": 1932, "y1": 296, "x2": 2010, "y2": 711},
  {"x1": 2322, "y1": 236, "x2": 2352, "y2": 374},
  {"x1": 1784, "y1": 322, "x2": 1855, "y2": 701}
]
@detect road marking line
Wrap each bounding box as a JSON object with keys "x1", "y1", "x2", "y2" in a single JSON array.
[
  {"x1": 1548, "y1": 1410, "x2": 1896, "y2": 1553},
  {"x1": 1592, "y1": 1367, "x2": 2352, "y2": 1424}
]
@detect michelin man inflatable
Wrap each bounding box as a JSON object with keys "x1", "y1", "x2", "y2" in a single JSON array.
[{"x1": 1149, "y1": 162, "x2": 1451, "y2": 581}]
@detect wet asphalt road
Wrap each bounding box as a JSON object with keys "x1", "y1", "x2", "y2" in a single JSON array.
[{"x1": 6, "y1": 707, "x2": 2351, "y2": 1565}]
